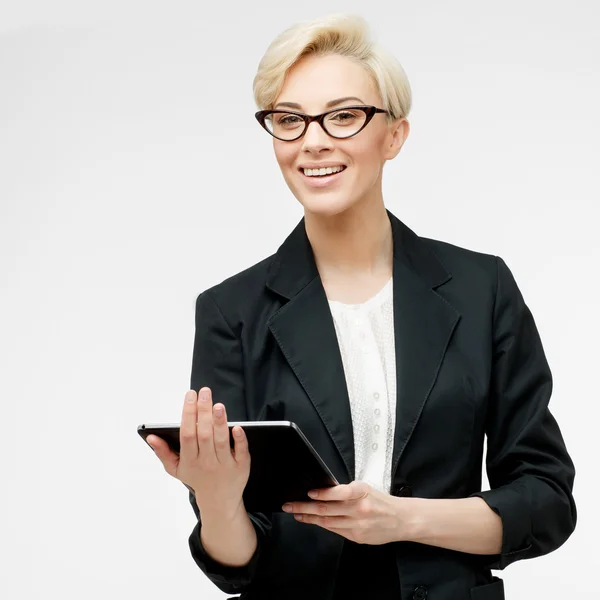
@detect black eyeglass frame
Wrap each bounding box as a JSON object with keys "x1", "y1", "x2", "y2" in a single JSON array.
[{"x1": 255, "y1": 105, "x2": 389, "y2": 141}]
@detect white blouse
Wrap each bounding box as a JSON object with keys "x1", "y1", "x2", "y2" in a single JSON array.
[{"x1": 327, "y1": 276, "x2": 397, "y2": 494}]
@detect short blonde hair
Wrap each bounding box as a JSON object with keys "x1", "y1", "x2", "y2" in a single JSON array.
[{"x1": 253, "y1": 14, "x2": 412, "y2": 120}]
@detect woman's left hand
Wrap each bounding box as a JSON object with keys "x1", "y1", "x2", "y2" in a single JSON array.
[{"x1": 282, "y1": 480, "x2": 411, "y2": 545}]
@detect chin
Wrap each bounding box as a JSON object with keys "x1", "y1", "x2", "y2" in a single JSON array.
[{"x1": 297, "y1": 192, "x2": 359, "y2": 217}]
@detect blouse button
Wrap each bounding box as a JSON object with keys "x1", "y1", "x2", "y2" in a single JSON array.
[
  {"x1": 374, "y1": 424, "x2": 380, "y2": 433},
  {"x1": 374, "y1": 408, "x2": 381, "y2": 417},
  {"x1": 412, "y1": 586, "x2": 428, "y2": 600},
  {"x1": 373, "y1": 392, "x2": 380, "y2": 400},
  {"x1": 372, "y1": 443, "x2": 378, "y2": 451}
]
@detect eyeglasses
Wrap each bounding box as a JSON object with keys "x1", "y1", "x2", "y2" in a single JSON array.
[{"x1": 255, "y1": 105, "x2": 389, "y2": 141}]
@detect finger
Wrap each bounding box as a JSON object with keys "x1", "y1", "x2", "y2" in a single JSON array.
[
  {"x1": 179, "y1": 390, "x2": 199, "y2": 461},
  {"x1": 196, "y1": 387, "x2": 217, "y2": 466},
  {"x1": 283, "y1": 500, "x2": 353, "y2": 517},
  {"x1": 347, "y1": 480, "x2": 370, "y2": 500},
  {"x1": 294, "y1": 513, "x2": 353, "y2": 529},
  {"x1": 212, "y1": 403, "x2": 233, "y2": 464},
  {"x1": 147, "y1": 434, "x2": 180, "y2": 478},
  {"x1": 231, "y1": 425, "x2": 250, "y2": 465},
  {"x1": 308, "y1": 484, "x2": 354, "y2": 502}
]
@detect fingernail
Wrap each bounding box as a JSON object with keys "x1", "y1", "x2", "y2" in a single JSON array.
[
  {"x1": 199, "y1": 389, "x2": 210, "y2": 403},
  {"x1": 282, "y1": 503, "x2": 292, "y2": 511},
  {"x1": 308, "y1": 490, "x2": 318, "y2": 498},
  {"x1": 185, "y1": 392, "x2": 195, "y2": 403},
  {"x1": 214, "y1": 405, "x2": 223, "y2": 416}
]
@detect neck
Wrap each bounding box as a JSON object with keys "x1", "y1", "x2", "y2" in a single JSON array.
[{"x1": 304, "y1": 194, "x2": 393, "y2": 281}]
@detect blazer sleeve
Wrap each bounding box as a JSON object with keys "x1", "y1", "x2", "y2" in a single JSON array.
[
  {"x1": 186, "y1": 290, "x2": 272, "y2": 594},
  {"x1": 469, "y1": 256, "x2": 577, "y2": 570}
]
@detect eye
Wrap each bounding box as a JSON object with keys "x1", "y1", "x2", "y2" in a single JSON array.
[
  {"x1": 328, "y1": 110, "x2": 359, "y2": 123},
  {"x1": 277, "y1": 114, "x2": 304, "y2": 128}
]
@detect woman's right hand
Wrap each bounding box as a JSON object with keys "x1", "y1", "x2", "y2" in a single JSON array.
[{"x1": 147, "y1": 387, "x2": 251, "y2": 521}]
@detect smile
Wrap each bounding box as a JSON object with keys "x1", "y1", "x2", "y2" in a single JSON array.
[
  {"x1": 302, "y1": 165, "x2": 346, "y2": 177},
  {"x1": 298, "y1": 165, "x2": 347, "y2": 188}
]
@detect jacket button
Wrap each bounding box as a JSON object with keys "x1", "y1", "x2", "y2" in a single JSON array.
[
  {"x1": 392, "y1": 484, "x2": 413, "y2": 497},
  {"x1": 413, "y1": 585, "x2": 428, "y2": 600}
]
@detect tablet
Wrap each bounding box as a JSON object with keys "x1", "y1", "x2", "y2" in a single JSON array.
[{"x1": 137, "y1": 421, "x2": 339, "y2": 512}]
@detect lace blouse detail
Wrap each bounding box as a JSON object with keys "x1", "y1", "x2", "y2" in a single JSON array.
[{"x1": 327, "y1": 276, "x2": 396, "y2": 493}]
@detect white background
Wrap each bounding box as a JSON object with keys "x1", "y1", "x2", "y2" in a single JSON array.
[{"x1": 1, "y1": 1, "x2": 598, "y2": 598}]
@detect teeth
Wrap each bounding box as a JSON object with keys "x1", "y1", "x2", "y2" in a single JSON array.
[{"x1": 303, "y1": 165, "x2": 345, "y2": 177}]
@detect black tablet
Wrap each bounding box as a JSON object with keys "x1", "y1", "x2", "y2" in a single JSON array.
[{"x1": 137, "y1": 421, "x2": 339, "y2": 512}]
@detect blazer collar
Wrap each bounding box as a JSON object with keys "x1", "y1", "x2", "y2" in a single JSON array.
[
  {"x1": 265, "y1": 209, "x2": 460, "y2": 485},
  {"x1": 265, "y1": 209, "x2": 450, "y2": 299}
]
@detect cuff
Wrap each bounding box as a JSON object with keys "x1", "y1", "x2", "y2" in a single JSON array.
[{"x1": 470, "y1": 485, "x2": 533, "y2": 570}]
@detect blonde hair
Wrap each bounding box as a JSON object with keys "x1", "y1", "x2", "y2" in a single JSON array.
[{"x1": 253, "y1": 14, "x2": 412, "y2": 120}]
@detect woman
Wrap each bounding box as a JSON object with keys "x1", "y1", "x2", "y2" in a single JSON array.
[{"x1": 146, "y1": 14, "x2": 576, "y2": 600}]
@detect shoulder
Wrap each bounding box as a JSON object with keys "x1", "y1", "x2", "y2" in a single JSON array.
[
  {"x1": 420, "y1": 235, "x2": 498, "y2": 277},
  {"x1": 194, "y1": 252, "x2": 279, "y2": 321},
  {"x1": 418, "y1": 235, "x2": 503, "y2": 299},
  {"x1": 415, "y1": 234, "x2": 504, "y2": 312},
  {"x1": 390, "y1": 212, "x2": 500, "y2": 286}
]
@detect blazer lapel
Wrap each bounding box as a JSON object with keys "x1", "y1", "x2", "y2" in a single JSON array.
[
  {"x1": 265, "y1": 210, "x2": 460, "y2": 486},
  {"x1": 266, "y1": 220, "x2": 355, "y2": 483},
  {"x1": 387, "y1": 213, "x2": 460, "y2": 483}
]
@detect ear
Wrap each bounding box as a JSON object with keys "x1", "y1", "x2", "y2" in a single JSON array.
[{"x1": 383, "y1": 118, "x2": 410, "y2": 160}]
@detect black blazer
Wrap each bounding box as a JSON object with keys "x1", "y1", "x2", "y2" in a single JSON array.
[{"x1": 186, "y1": 210, "x2": 576, "y2": 600}]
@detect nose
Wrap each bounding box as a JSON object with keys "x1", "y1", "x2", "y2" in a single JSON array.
[{"x1": 301, "y1": 120, "x2": 333, "y2": 153}]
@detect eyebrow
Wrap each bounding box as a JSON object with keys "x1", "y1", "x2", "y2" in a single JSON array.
[{"x1": 273, "y1": 96, "x2": 365, "y2": 110}]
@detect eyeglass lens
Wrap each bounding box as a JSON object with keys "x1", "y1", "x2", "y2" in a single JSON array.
[{"x1": 264, "y1": 108, "x2": 368, "y2": 140}]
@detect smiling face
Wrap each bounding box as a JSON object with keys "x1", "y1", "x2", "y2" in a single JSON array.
[{"x1": 271, "y1": 53, "x2": 409, "y2": 217}]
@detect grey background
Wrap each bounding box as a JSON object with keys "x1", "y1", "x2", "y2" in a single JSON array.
[{"x1": 1, "y1": 1, "x2": 598, "y2": 598}]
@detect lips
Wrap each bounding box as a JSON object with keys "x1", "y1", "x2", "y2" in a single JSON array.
[
  {"x1": 298, "y1": 162, "x2": 346, "y2": 170},
  {"x1": 299, "y1": 165, "x2": 347, "y2": 187}
]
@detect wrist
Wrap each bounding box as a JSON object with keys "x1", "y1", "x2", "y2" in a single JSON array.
[
  {"x1": 197, "y1": 496, "x2": 247, "y2": 524},
  {"x1": 199, "y1": 505, "x2": 257, "y2": 568},
  {"x1": 396, "y1": 497, "x2": 427, "y2": 543}
]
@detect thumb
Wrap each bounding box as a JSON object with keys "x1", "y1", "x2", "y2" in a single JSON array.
[
  {"x1": 147, "y1": 435, "x2": 179, "y2": 478},
  {"x1": 350, "y1": 480, "x2": 370, "y2": 500}
]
